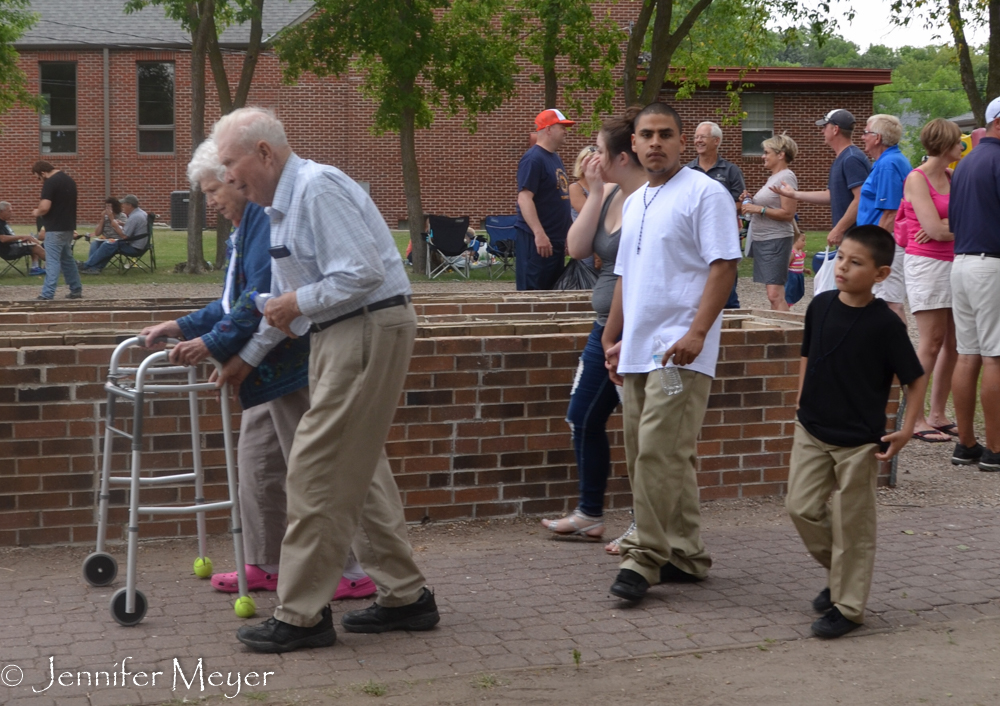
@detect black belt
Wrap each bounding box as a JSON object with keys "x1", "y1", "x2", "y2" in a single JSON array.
[
  {"x1": 309, "y1": 294, "x2": 412, "y2": 334},
  {"x1": 957, "y1": 252, "x2": 1000, "y2": 259}
]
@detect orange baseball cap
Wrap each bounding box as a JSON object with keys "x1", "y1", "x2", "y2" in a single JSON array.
[{"x1": 534, "y1": 109, "x2": 576, "y2": 131}]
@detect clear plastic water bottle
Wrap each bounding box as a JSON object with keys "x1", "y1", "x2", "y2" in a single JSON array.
[
  {"x1": 252, "y1": 292, "x2": 311, "y2": 337},
  {"x1": 741, "y1": 197, "x2": 753, "y2": 222},
  {"x1": 652, "y1": 335, "x2": 684, "y2": 396}
]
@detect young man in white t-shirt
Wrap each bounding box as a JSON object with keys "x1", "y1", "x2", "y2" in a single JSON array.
[{"x1": 602, "y1": 103, "x2": 742, "y2": 603}]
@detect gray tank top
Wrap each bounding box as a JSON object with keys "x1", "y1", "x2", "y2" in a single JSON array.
[{"x1": 591, "y1": 185, "x2": 621, "y2": 326}]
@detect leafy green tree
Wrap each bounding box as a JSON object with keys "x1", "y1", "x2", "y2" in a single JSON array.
[
  {"x1": 889, "y1": 0, "x2": 998, "y2": 126},
  {"x1": 275, "y1": 0, "x2": 519, "y2": 274},
  {"x1": 0, "y1": 0, "x2": 42, "y2": 122},
  {"x1": 125, "y1": 0, "x2": 267, "y2": 271},
  {"x1": 503, "y1": 0, "x2": 623, "y2": 126}
]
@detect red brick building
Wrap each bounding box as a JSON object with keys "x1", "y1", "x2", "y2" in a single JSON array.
[{"x1": 1, "y1": 1, "x2": 890, "y2": 232}]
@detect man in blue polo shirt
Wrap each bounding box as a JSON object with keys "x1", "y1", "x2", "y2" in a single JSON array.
[
  {"x1": 514, "y1": 109, "x2": 574, "y2": 290},
  {"x1": 948, "y1": 96, "x2": 1000, "y2": 473},
  {"x1": 858, "y1": 114, "x2": 913, "y2": 320}
]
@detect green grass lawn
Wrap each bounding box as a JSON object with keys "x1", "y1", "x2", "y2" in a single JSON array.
[{"x1": 2, "y1": 225, "x2": 830, "y2": 286}]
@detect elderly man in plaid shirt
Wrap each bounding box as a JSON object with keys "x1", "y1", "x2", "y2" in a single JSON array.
[{"x1": 214, "y1": 107, "x2": 438, "y2": 653}]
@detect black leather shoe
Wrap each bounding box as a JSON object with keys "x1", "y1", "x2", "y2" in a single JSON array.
[
  {"x1": 812, "y1": 587, "x2": 832, "y2": 613},
  {"x1": 341, "y1": 587, "x2": 440, "y2": 633},
  {"x1": 659, "y1": 562, "x2": 704, "y2": 584},
  {"x1": 811, "y1": 607, "x2": 862, "y2": 638},
  {"x1": 610, "y1": 569, "x2": 650, "y2": 602},
  {"x1": 236, "y1": 605, "x2": 336, "y2": 653}
]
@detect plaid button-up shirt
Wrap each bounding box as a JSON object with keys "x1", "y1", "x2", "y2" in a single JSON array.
[{"x1": 239, "y1": 153, "x2": 411, "y2": 366}]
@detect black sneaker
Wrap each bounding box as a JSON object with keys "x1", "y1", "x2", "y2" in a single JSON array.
[
  {"x1": 811, "y1": 607, "x2": 862, "y2": 639},
  {"x1": 36, "y1": 295, "x2": 52, "y2": 301},
  {"x1": 341, "y1": 587, "x2": 440, "y2": 633},
  {"x1": 978, "y1": 449, "x2": 1000, "y2": 472},
  {"x1": 236, "y1": 605, "x2": 336, "y2": 653},
  {"x1": 67, "y1": 291, "x2": 82, "y2": 299},
  {"x1": 952, "y1": 442, "x2": 984, "y2": 466},
  {"x1": 812, "y1": 587, "x2": 832, "y2": 613},
  {"x1": 659, "y1": 562, "x2": 704, "y2": 584},
  {"x1": 610, "y1": 569, "x2": 650, "y2": 602}
]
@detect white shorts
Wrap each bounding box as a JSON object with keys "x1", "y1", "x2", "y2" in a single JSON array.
[
  {"x1": 951, "y1": 254, "x2": 1000, "y2": 357},
  {"x1": 873, "y1": 243, "x2": 907, "y2": 305},
  {"x1": 904, "y1": 254, "x2": 952, "y2": 313}
]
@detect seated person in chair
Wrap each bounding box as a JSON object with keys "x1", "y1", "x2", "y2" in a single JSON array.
[
  {"x1": 0, "y1": 201, "x2": 46, "y2": 272},
  {"x1": 81, "y1": 197, "x2": 128, "y2": 257},
  {"x1": 78, "y1": 194, "x2": 148, "y2": 273}
]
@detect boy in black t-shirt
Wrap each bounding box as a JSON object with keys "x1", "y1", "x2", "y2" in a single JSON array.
[{"x1": 787, "y1": 225, "x2": 927, "y2": 639}]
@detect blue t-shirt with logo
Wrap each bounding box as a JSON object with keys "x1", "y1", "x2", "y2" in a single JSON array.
[
  {"x1": 514, "y1": 145, "x2": 572, "y2": 242},
  {"x1": 857, "y1": 145, "x2": 912, "y2": 226},
  {"x1": 828, "y1": 145, "x2": 870, "y2": 228}
]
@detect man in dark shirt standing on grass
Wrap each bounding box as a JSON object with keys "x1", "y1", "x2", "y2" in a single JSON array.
[
  {"x1": 948, "y1": 96, "x2": 1000, "y2": 472},
  {"x1": 514, "y1": 109, "x2": 574, "y2": 290},
  {"x1": 31, "y1": 160, "x2": 82, "y2": 300}
]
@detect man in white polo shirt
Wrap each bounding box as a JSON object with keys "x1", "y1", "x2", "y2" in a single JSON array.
[{"x1": 602, "y1": 102, "x2": 741, "y2": 602}]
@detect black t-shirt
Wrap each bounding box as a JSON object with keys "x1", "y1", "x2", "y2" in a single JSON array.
[
  {"x1": 39, "y1": 170, "x2": 77, "y2": 232},
  {"x1": 514, "y1": 145, "x2": 572, "y2": 242},
  {"x1": 0, "y1": 219, "x2": 13, "y2": 257},
  {"x1": 798, "y1": 290, "x2": 923, "y2": 448}
]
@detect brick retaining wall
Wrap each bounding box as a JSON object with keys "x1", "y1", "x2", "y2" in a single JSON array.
[{"x1": 0, "y1": 293, "x2": 894, "y2": 547}]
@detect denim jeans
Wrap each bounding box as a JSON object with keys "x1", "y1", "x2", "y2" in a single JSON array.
[
  {"x1": 41, "y1": 230, "x2": 82, "y2": 299},
  {"x1": 514, "y1": 228, "x2": 565, "y2": 291},
  {"x1": 84, "y1": 240, "x2": 142, "y2": 270},
  {"x1": 566, "y1": 322, "x2": 622, "y2": 517}
]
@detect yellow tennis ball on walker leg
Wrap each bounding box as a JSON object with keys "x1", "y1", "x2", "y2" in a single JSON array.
[
  {"x1": 234, "y1": 595, "x2": 256, "y2": 619},
  {"x1": 193, "y1": 557, "x2": 213, "y2": 578}
]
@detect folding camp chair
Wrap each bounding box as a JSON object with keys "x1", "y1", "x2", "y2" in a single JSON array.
[
  {"x1": 483, "y1": 215, "x2": 517, "y2": 280},
  {"x1": 0, "y1": 246, "x2": 31, "y2": 277},
  {"x1": 112, "y1": 212, "x2": 157, "y2": 274},
  {"x1": 426, "y1": 215, "x2": 471, "y2": 279}
]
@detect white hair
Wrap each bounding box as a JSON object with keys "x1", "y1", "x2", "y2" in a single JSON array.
[
  {"x1": 187, "y1": 139, "x2": 225, "y2": 189},
  {"x1": 698, "y1": 121, "x2": 723, "y2": 141},
  {"x1": 211, "y1": 106, "x2": 289, "y2": 153},
  {"x1": 0, "y1": 201, "x2": 11, "y2": 212}
]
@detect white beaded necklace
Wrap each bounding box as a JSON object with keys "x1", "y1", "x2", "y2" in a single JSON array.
[{"x1": 635, "y1": 182, "x2": 666, "y2": 255}]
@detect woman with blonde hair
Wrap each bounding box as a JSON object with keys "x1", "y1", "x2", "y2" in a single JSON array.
[
  {"x1": 896, "y1": 118, "x2": 963, "y2": 442},
  {"x1": 569, "y1": 145, "x2": 597, "y2": 221},
  {"x1": 740, "y1": 133, "x2": 799, "y2": 311}
]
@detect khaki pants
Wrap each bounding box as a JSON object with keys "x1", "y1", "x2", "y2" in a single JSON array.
[
  {"x1": 237, "y1": 386, "x2": 310, "y2": 565},
  {"x1": 619, "y1": 369, "x2": 713, "y2": 584},
  {"x1": 786, "y1": 421, "x2": 879, "y2": 623},
  {"x1": 274, "y1": 303, "x2": 426, "y2": 627}
]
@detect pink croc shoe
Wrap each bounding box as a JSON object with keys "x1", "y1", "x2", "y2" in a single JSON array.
[
  {"x1": 333, "y1": 576, "x2": 377, "y2": 600},
  {"x1": 211, "y1": 565, "x2": 278, "y2": 593}
]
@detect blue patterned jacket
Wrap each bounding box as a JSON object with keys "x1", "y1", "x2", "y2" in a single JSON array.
[{"x1": 176, "y1": 202, "x2": 309, "y2": 409}]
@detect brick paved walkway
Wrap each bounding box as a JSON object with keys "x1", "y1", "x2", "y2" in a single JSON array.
[{"x1": 1, "y1": 505, "x2": 998, "y2": 705}]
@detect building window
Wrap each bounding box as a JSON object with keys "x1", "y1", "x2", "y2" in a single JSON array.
[
  {"x1": 741, "y1": 94, "x2": 774, "y2": 156},
  {"x1": 137, "y1": 62, "x2": 175, "y2": 153},
  {"x1": 40, "y1": 62, "x2": 77, "y2": 154}
]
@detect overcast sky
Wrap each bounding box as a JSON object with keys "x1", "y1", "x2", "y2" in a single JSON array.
[{"x1": 784, "y1": 1, "x2": 990, "y2": 51}]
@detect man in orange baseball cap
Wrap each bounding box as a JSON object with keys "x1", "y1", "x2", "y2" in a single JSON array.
[{"x1": 514, "y1": 109, "x2": 576, "y2": 290}]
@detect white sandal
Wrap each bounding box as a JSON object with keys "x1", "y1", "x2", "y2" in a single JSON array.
[
  {"x1": 540, "y1": 509, "x2": 604, "y2": 542},
  {"x1": 605, "y1": 520, "x2": 636, "y2": 555}
]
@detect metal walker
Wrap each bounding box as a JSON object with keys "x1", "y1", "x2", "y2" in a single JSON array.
[{"x1": 82, "y1": 336, "x2": 252, "y2": 626}]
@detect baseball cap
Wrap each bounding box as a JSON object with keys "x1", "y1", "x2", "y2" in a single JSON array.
[
  {"x1": 815, "y1": 109, "x2": 856, "y2": 130},
  {"x1": 121, "y1": 194, "x2": 139, "y2": 207},
  {"x1": 535, "y1": 109, "x2": 576, "y2": 131},
  {"x1": 987, "y1": 96, "x2": 1000, "y2": 123}
]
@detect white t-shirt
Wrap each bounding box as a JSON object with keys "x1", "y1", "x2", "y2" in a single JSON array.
[{"x1": 614, "y1": 168, "x2": 742, "y2": 378}]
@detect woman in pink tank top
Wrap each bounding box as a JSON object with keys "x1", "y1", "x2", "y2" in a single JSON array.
[{"x1": 896, "y1": 118, "x2": 964, "y2": 442}]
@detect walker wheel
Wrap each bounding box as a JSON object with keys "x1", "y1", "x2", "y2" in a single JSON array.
[
  {"x1": 82, "y1": 552, "x2": 118, "y2": 587},
  {"x1": 110, "y1": 587, "x2": 148, "y2": 627}
]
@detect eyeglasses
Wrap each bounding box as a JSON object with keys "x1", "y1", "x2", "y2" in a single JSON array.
[{"x1": 862, "y1": 130, "x2": 879, "y2": 136}]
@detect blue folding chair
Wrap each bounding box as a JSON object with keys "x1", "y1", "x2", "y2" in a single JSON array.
[{"x1": 483, "y1": 215, "x2": 517, "y2": 280}]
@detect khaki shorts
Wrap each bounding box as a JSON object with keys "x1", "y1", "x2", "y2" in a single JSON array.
[
  {"x1": 873, "y1": 243, "x2": 906, "y2": 305},
  {"x1": 951, "y1": 254, "x2": 1000, "y2": 357},
  {"x1": 904, "y1": 253, "x2": 952, "y2": 313}
]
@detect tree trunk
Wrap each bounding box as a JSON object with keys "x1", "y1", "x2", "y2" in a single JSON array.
[
  {"x1": 542, "y1": 17, "x2": 559, "y2": 109},
  {"x1": 186, "y1": 0, "x2": 212, "y2": 274},
  {"x1": 399, "y1": 104, "x2": 426, "y2": 275},
  {"x1": 947, "y1": 0, "x2": 985, "y2": 126},
  {"x1": 639, "y1": 0, "x2": 714, "y2": 106},
  {"x1": 623, "y1": 0, "x2": 655, "y2": 105},
  {"x1": 988, "y1": 0, "x2": 1000, "y2": 113}
]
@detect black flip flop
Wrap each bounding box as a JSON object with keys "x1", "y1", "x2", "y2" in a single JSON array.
[
  {"x1": 933, "y1": 423, "x2": 960, "y2": 437},
  {"x1": 912, "y1": 429, "x2": 951, "y2": 443}
]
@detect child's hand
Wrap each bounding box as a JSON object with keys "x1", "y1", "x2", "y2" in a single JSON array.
[{"x1": 875, "y1": 430, "x2": 910, "y2": 461}]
